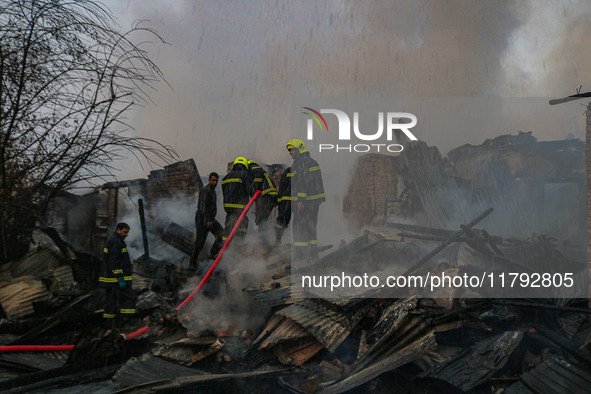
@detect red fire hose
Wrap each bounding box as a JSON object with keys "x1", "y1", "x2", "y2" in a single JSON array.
[
  {"x1": 0, "y1": 345, "x2": 74, "y2": 353},
  {"x1": 124, "y1": 189, "x2": 261, "y2": 339},
  {"x1": 0, "y1": 190, "x2": 261, "y2": 350},
  {"x1": 176, "y1": 189, "x2": 261, "y2": 310}
]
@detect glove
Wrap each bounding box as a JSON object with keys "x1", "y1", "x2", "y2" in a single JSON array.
[{"x1": 117, "y1": 277, "x2": 126, "y2": 288}]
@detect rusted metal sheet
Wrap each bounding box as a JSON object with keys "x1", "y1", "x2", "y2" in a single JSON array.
[
  {"x1": 257, "y1": 316, "x2": 309, "y2": 349},
  {"x1": 244, "y1": 276, "x2": 301, "y2": 308},
  {"x1": 276, "y1": 299, "x2": 371, "y2": 353},
  {"x1": 0, "y1": 276, "x2": 49, "y2": 319}
]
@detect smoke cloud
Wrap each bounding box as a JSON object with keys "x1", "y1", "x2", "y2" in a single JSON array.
[
  {"x1": 98, "y1": 0, "x2": 591, "y2": 177},
  {"x1": 97, "y1": 0, "x2": 589, "y2": 258}
]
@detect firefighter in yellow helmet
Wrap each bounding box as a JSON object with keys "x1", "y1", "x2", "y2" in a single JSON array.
[
  {"x1": 286, "y1": 139, "x2": 325, "y2": 262},
  {"x1": 220, "y1": 156, "x2": 252, "y2": 244}
]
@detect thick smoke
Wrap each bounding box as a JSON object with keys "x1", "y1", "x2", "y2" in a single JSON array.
[
  {"x1": 118, "y1": 192, "x2": 196, "y2": 263},
  {"x1": 100, "y1": 0, "x2": 590, "y2": 177},
  {"x1": 98, "y1": 1, "x2": 589, "y2": 297}
]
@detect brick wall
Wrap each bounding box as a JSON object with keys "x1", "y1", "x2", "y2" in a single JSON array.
[
  {"x1": 343, "y1": 154, "x2": 403, "y2": 227},
  {"x1": 147, "y1": 159, "x2": 202, "y2": 203}
]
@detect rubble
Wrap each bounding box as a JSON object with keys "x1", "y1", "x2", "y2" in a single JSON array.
[{"x1": 0, "y1": 138, "x2": 588, "y2": 393}]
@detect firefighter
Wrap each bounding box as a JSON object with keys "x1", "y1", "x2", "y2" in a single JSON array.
[
  {"x1": 248, "y1": 160, "x2": 278, "y2": 247},
  {"x1": 190, "y1": 172, "x2": 223, "y2": 270},
  {"x1": 274, "y1": 166, "x2": 294, "y2": 246},
  {"x1": 221, "y1": 156, "x2": 252, "y2": 244},
  {"x1": 287, "y1": 139, "x2": 325, "y2": 262},
  {"x1": 99, "y1": 222, "x2": 136, "y2": 330}
]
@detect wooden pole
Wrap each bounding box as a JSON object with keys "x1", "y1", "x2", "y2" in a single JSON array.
[{"x1": 138, "y1": 198, "x2": 149, "y2": 261}]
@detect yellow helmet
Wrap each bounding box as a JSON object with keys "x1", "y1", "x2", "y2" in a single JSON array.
[
  {"x1": 286, "y1": 139, "x2": 307, "y2": 154},
  {"x1": 233, "y1": 156, "x2": 248, "y2": 167},
  {"x1": 247, "y1": 159, "x2": 257, "y2": 166}
]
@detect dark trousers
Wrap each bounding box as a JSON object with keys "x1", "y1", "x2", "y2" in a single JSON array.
[
  {"x1": 275, "y1": 200, "x2": 292, "y2": 244},
  {"x1": 190, "y1": 215, "x2": 223, "y2": 267},
  {"x1": 255, "y1": 195, "x2": 276, "y2": 246},
  {"x1": 102, "y1": 285, "x2": 136, "y2": 329},
  {"x1": 223, "y1": 210, "x2": 249, "y2": 244},
  {"x1": 292, "y1": 203, "x2": 319, "y2": 261}
]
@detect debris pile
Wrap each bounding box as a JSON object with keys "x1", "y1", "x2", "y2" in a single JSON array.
[{"x1": 0, "y1": 133, "x2": 589, "y2": 393}]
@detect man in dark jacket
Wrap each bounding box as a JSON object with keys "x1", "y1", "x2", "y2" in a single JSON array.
[
  {"x1": 99, "y1": 222, "x2": 135, "y2": 329},
  {"x1": 287, "y1": 139, "x2": 325, "y2": 262},
  {"x1": 248, "y1": 160, "x2": 278, "y2": 247},
  {"x1": 221, "y1": 157, "x2": 252, "y2": 244},
  {"x1": 190, "y1": 172, "x2": 223, "y2": 269}
]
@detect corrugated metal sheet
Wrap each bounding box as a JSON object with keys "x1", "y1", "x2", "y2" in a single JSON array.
[
  {"x1": 276, "y1": 299, "x2": 371, "y2": 353},
  {"x1": 51, "y1": 265, "x2": 77, "y2": 293},
  {"x1": 11, "y1": 247, "x2": 61, "y2": 279},
  {"x1": 112, "y1": 354, "x2": 203, "y2": 387},
  {"x1": 420, "y1": 330, "x2": 524, "y2": 392},
  {"x1": 357, "y1": 297, "x2": 418, "y2": 361},
  {"x1": 260, "y1": 317, "x2": 309, "y2": 348},
  {"x1": 0, "y1": 278, "x2": 49, "y2": 319},
  {"x1": 320, "y1": 331, "x2": 436, "y2": 394},
  {"x1": 11, "y1": 230, "x2": 64, "y2": 279},
  {"x1": 505, "y1": 356, "x2": 591, "y2": 394},
  {"x1": 244, "y1": 276, "x2": 301, "y2": 308}
]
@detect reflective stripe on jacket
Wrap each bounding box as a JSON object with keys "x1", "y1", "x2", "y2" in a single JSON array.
[
  {"x1": 249, "y1": 163, "x2": 278, "y2": 198},
  {"x1": 222, "y1": 163, "x2": 251, "y2": 213},
  {"x1": 292, "y1": 152, "x2": 325, "y2": 205},
  {"x1": 99, "y1": 231, "x2": 132, "y2": 287}
]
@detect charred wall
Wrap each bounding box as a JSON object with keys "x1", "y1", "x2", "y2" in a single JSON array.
[
  {"x1": 42, "y1": 159, "x2": 202, "y2": 256},
  {"x1": 343, "y1": 133, "x2": 585, "y2": 243},
  {"x1": 343, "y1": 154, "x2": 404, "y2": 227},
  {"x1": 147, "y1": 159, "x2": 202, "y2": 203}
]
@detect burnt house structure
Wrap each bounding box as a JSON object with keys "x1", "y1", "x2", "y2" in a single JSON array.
[
  {"x1": 344, "y1": 132, "x2": 585, "y2": 244},
  {"x1": 43, "y1": 159, "x2": 202, "y2": 256}
]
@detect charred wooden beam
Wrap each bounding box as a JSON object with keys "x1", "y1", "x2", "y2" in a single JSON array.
[
  {"x1": 160, "y1": 222, "x2": 194, "y2": 256},
  {"x1": 403, "y1": 207, "x2": 494, "y2": 276},
  {"x1": 138, "y1": 199, "x2": 150, "y2": 261}
]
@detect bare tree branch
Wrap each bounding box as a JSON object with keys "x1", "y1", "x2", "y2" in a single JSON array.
[{"x1": 0, "y1": 0, "x2": 177, "y2": 261}]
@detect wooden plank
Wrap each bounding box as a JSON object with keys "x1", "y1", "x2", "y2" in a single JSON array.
[{"x1": 276, "y1": 337, "x2": 324, "y2": 366}]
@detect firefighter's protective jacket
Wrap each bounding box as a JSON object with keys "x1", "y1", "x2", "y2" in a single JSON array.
[
  {"x1": 100, "y1": 231, "x2": 132, "y2": 287},
  {"x1": 276, "y1": 166, "x2": 294, "y2": 228},
  {"x1": 292, "y1": 152, "x2": 325, "y2": 206},
  {"x1": 222, "y1": 163, "x2": 251, "y2": 212},
  {"x1": 249, "y1": 162, "x2": 278, "y2": 199}
]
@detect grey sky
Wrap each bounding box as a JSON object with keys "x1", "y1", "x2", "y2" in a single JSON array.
[{"x1": 99, "y1": 0, "x2": 591, "y2": 178}]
